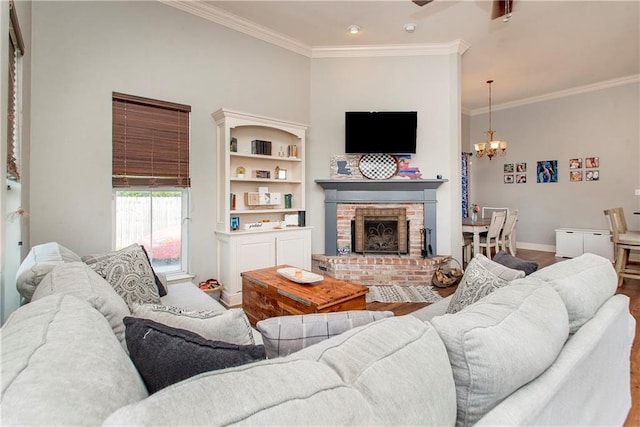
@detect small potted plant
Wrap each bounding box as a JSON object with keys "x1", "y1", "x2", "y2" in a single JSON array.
[
  {"x1": 198, "y1": 279, "x2": 223, "y2": 301},
  {"x1": 470, "y1": 204, "x2": 480, "y2": 222}
]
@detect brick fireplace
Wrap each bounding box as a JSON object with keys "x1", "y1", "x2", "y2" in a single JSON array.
[{"x1": 314, "y1": 179, "x2": 448, "y2": 286}]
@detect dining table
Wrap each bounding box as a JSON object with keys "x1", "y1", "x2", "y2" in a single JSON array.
[{"x1": 462, "y1": 217, "x2": 492, "y2": 257}]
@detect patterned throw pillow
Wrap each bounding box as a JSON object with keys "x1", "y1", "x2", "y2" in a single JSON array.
[
  {"x1": 256, "y1": 310, "x2": 394, "y2": 358},
  {"x1": 446, "y1": 257, "x2": 510, "y2": 314},
  {"x1": 88, "y1": 244, "x2": 161, "y2": 308},
  {"x1": 130, "y1": 304, "x2": 255, "y2": 345}
]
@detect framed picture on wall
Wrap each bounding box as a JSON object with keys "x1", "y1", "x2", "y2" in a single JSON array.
[
  {"x1": 504, "y1": 174, "x2": 514, "y2": 184},
  {"x1": 569, "y1": 158, "x2": 582, "y2": 169},
  {"x1": 585, "y1": 157, "x2": 599, "y2": 168},
  {"x1": 504, "y1": 163, "x2": 514, "y2": 173},
  {"x1": 586, "y1": 170, "x2": 600, "y2": 181},
  {"x1": 536, "y1": 160, "x2": 558, "y2": 183},
  {"x1": 570, "y1": 171, "x2": 583, "y2": 182},
  {"x1": 516, "y1": 162, "x2": 527, "y2": 172},
  {"x1": 516, "y1": 174, "x2": 527, "y2": 183}
]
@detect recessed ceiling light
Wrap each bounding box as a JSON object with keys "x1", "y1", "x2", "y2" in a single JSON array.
[
  {"x1": 404, "y1": 23, "x2": 417, "y2": 33},
  {"x1": 348, "y1": 25, "x2": 361, "y2": 35}
]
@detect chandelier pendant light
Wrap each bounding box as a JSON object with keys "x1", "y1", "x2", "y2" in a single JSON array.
[{"x1": 474, "y1": 80, "x2": 508, "y2": 160}]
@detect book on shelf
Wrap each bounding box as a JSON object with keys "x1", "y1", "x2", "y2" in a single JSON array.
[
  {"x1": 230, "y1": 193, "x2": 236, "y2": 210},
  {"x1": 251, "y1": 139, "x2": 272, "y2": 156}
]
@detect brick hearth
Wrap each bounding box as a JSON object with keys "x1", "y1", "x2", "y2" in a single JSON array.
[{"x1": 312, "y1": 254, "x2": 449, "y2": 287}]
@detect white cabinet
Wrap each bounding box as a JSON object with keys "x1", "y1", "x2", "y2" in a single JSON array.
[
  {"x1": 217, "y1": 228, "x2": 312, "y2": 306},
  {"x1": 555, "y1": 228, "x2": 613, "y2": 261}
]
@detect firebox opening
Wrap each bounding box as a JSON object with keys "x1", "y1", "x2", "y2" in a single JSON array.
[
  {"x1": 350, "y1": 219, "x2": 410, "y2": 255},
  {"x1": 351, "y1": 207, "x2": 410, "y2": 255}
]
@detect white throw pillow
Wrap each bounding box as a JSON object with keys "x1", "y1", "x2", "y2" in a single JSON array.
[
  {"x1": 431, "y1": 284, "x2": 569, "y2": 427},
  {"x1": 130, "y1": 304, "x2": 255, "y2": 345}
]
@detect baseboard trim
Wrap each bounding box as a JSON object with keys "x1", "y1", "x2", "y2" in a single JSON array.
[{"x1": 516, "y1": 242, "x2": 556, "y2": 253}]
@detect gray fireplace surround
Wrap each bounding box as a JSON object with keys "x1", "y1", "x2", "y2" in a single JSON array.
[{"x1": 315, "y1": 179, "x2": 447, "y2": 257}]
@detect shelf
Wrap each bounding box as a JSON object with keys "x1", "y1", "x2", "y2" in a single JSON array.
[
  {"x1": 231, "y1": 208, "x2": 301, "y2": 214},
  {"x1": 231, "y1": 152, "x2": 301, "y2": 162},
  {"x1": 230, "y1": 178, "x2": 303, "y2": 184}
]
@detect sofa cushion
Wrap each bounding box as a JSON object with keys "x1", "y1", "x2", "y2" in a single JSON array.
[
  {"x1": 160, "y1": 281, "x2": 227, "y2": 312},
  {"x1": 86, "y1": 243, "x2": 161, "y2": 308},
  {"x1": 15, "y1": 242, "x2": 81, "y2": 301},
  {"x1": 529, "y1": 253, "x2": 617, "y2": 333},
  {"x1": 0, "y1": 294, "x2": 148, "y2": 426},
  {"x1": 32, "y1": 262, "x2": 131, "y2": 349},
  {"x1": 105, "y1": 316, "x2": 457, "y2": 426},
  {"x1": 431, "y1": 284, "x2": 569, "y2": 427},
  {"x1": 124, "y1": 317, "x2": 265, "y2": 393},
  {"x1": 493, "y1": 251, "x2": 539, "y2": 275},
  {"x1": 256, "y1": 310, "x2": 394, "y2": 358},
  {"x1": 131, "y1": 303, "x2": 255, "y2": 345},
  {"x1": 446, "y1": 254, "x2": 523, "y2": 314}
]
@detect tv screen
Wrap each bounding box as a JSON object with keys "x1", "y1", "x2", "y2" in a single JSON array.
[{"x1": 345, "y1": 111, "x2": 417, "y2": 154}]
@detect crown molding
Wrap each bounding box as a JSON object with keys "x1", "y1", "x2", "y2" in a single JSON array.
[
  {"x1": 311, "y1": 39, "x2": 471, "y2": 58},
  {"x1": 159, "y1": 0, "x2": 313, "y2": 57},
  {"x1": 160, "y1": 1, "x2": 471, "y2": 59},
  {"x1": 469, "y1": 74, "x2": 640, "y2": 116}
]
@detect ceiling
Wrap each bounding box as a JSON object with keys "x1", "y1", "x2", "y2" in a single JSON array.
[{"x1": 173, "y1": 1, "x2": 639, "y2": 113}]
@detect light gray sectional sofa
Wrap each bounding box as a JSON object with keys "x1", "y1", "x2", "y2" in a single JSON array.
[{"x1": 0, "y1": 244, "x2": 635, "y2": 426}]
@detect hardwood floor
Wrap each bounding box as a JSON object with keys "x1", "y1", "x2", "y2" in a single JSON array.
[{"x1": 367, "y1": 249, "x2": 640, "y2": 425}]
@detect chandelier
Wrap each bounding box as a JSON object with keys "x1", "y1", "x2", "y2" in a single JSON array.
[{"x1": 474, "y1": 80, "x2": 507, "y2": 160}]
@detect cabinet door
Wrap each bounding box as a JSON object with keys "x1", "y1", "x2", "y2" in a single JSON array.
[
  {"x1": 555, "y1": 230, "x2": 583, "y2": 258},
  {"x1": 276, "y1": 231, "x2": 311, "y2": 270},
  {"x1": 237, "y1": 235, "x2": 276, "y2": 274},
  {"x1": 583, "y1": 232, "x2": 614, "y2": 261}
]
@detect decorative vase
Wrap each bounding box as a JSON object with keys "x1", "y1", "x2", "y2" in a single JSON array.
[{"x1": 471, "y1": 212, "x2": 477, "y2": 222}]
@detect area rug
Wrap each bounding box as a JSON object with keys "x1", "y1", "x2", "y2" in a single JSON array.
[{"x1": 365, "y1": 285, "x2": 443, "y2": 304}]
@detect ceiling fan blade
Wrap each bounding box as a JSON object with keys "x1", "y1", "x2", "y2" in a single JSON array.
[
  {"x1": 492, "y1": 0, "x2": 514, "y2": 19},
  {"x1": 412, "y1": 0, "x2": 433, "y2": 6}
]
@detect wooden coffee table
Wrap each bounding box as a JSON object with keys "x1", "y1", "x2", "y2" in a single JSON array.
[{"x1": 241, "y1": 265, "x2": 368, "y2": 326}]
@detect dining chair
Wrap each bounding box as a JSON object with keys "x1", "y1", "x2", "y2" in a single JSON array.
[
  {"x1": 500, "y1": 209, "x2": 519, "y2": 256},
  {"x1": 478, "y1": 210, "x2": 507, "y2": 260},
  {"x1": 482, "y1": 206, "x2": 509, "y2": 219},
  {"x1": 603, "y1": 207, "x2": 640, "y2": 287},
  {"x1": 462, "y1": 233, "x2": 473, "y2": 267}
]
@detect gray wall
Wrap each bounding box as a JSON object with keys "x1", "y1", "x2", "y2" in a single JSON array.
[
  {"x1": 468, "y1": 82, "x2": 640, "y2": 250},
  {"x1": 308, "y1": 53, "x2": 463, "y2": 257},
  {"x1": 29, "y1": 1, "x2": 310, "y2": 283}
]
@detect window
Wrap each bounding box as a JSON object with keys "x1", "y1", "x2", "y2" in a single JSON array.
[
  {"x1": 7, "y1": 0, "x2": 24, "y2": 181},
  {"x1": 112, "y1": 93, "x2": 191, "y2": 274}
]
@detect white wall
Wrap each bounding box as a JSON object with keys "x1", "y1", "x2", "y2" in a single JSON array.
[
  {"x1": 29, "y1": 1, "x2": 310, "y2": 282},
  {"x1": 308, "y1": 52, "x2": 463, "y2": 259},
  {"x1": 468, "y1": 81, "x2": 640, "y2": 250}
]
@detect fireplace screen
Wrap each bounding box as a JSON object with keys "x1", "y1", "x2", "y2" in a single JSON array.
[{"x1": 353, "y1": 208, "x2": 408, "y2": 254}]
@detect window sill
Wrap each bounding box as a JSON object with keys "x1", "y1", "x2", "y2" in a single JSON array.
[{"x1": 165, "y1": 271, "x2": 196, "y2": 284}]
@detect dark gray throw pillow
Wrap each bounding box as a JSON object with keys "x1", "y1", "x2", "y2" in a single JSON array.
[
  {"x1": 493, "y1": 251, "x2": 539, "y2": 275},
  {"x1": 124, "y1": 317, "x2": 266, "y2": 393}
]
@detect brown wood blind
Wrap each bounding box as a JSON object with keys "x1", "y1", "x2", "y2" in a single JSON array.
[
  {"x1": 112, "y1": 92, "x2": 191, "y2": 187},
  {"x1": 6, "y1": 0, "x2": 23, "y2": 181}
]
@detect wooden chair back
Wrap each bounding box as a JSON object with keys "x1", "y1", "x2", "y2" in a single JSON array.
[
  {"x1": 502, "y1": 209, "x2": 518, "y2": 238},
  {"x1": 604, "y1": 207, "x2": 628, "y2": 242},
  {"x1": 487, "y1": 211, "x2": 507, "y2": 238},
  {"x1": 482, "y1": 206, "x2": 509, "y2": 219}
]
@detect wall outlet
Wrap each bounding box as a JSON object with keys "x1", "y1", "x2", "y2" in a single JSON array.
[{"x1": 636, "y1": 189, "x2": 640, "y2": 196}]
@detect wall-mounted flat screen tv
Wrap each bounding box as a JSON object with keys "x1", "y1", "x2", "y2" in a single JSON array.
[{"x1": 345, "y1": 111, "x2": 417, "y2": 154}]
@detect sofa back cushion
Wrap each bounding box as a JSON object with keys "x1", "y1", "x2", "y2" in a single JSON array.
[
  {"x1": 431, "y1": 284, "x2": 569, "y2": 427},
  {"x1": 32, "y1": 262, "x2": 130, "y2": 348},
  {"x1": 15, "y1": 242, "x2": 81, "y2": 301},
  {"x1": 0, "y1": 294, "x2": 147, "y2": 426},
  {"x1": 529, "y1": 253, "x2": 617, "y2": 333},
  {"x1": 256, "y1": 310, "x2": 394, "y2": 358},
  {"x1": 104, "y1": 316, "x2": 457, "y2": 426}
]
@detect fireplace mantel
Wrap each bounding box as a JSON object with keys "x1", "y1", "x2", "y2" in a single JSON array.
[
  {"x1": 315, "y1": 179, "x2": 447, "y2": 191},
  {"x1": 315, "y1": 178, "x2": 447, "y2": 256}
]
